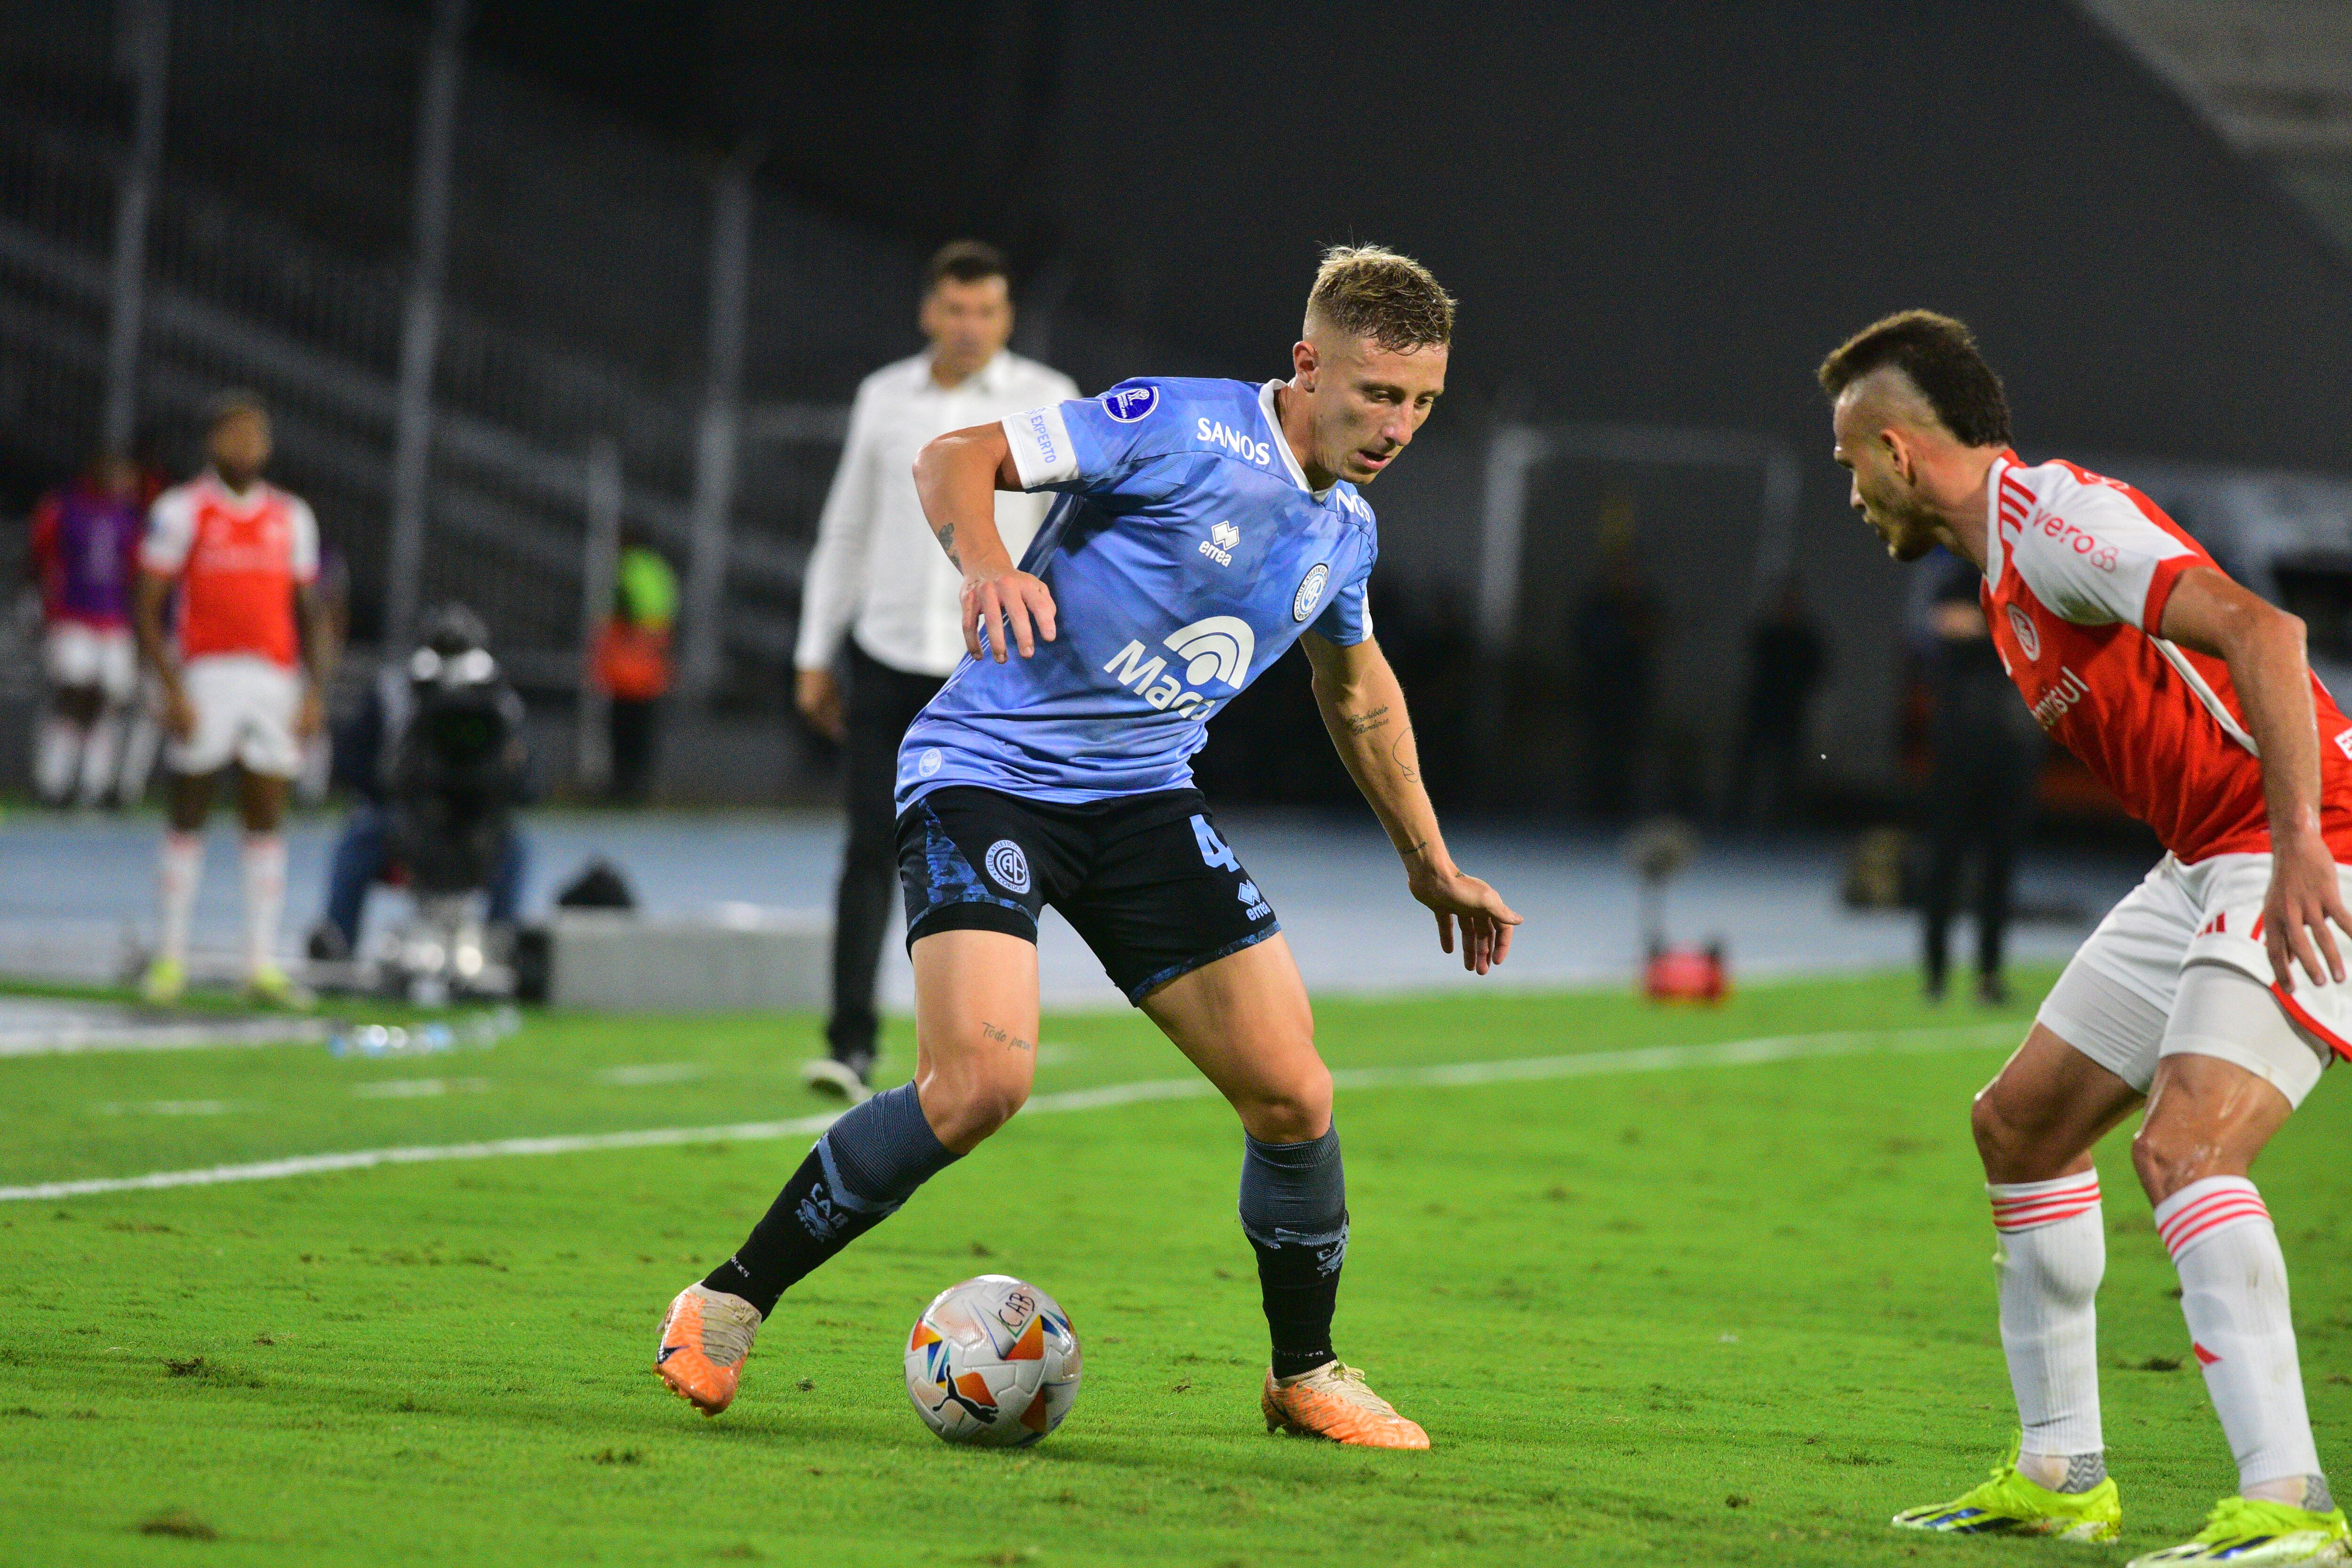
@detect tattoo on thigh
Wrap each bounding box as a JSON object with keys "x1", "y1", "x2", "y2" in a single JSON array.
[{"x1": 978, "y1": 1020, "x2": 1033, "y2": 1052}]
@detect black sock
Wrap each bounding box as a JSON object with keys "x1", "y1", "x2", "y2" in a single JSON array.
[
  {"x1": 1238, "y1": 1127, "x2": 1348, "y2": 1379},
  {"x1": 703, "y1": 1083, "x2": 958, "y2": 1316}
]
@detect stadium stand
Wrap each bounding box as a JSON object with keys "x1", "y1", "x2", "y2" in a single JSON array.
[{"x1": 0, "y1": 0, "x2": 1152, "y2": 721}]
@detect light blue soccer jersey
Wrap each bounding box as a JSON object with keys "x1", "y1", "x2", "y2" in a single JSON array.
[{"x1": 895, "y1": 376, "x2": 1377, "y2": 809}]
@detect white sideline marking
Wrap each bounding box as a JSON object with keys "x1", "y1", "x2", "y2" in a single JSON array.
[
  {"x1": 0, "y1": 1022, "x2": 2017, "y2": 1203},
  {"x1": 596, "y1": 1063, "x2": 710, "y2": 1087}
]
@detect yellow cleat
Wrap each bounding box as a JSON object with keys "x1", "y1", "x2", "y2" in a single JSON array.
[
  {"x1": 245, "y1": 964, "x2": 313, "y2": 1010},
  {"x1": 655, "y1": 1283, "x2": 762, "y2": 1417},
  {"x1": 2126, "y1": 1496, "x2": 2350, "y2": 1566},
  {"x1": 1261, "y1": 1361, "x2": 1429, "y2": 1449},
  {"x1": 139, "y1": 956, "x2": 186, "y2": 1005}
]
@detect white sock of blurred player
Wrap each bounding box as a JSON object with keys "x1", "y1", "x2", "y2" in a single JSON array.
[
  {"x1": 116, "y1": 699, "x2": 161, "y2": 806},
  {"x1": 240, "y1": 833, "x2": 287, "y2": 977},
  {"x1": 2156, "y1": 1177, "x2": 2330, "y2": 1506},
  {"x1": 157, "y1": 830, "x2": 203, "y2": 968},
  {"x1": 34, "y1": 715, "x2": 82, "y2": 803},
  {"x1": 75, "y1": 709, "x2": 122, "y2": 808},
  {"x1": 1989, "y1": 1170, "x2": 2107, "y2": 1490}
]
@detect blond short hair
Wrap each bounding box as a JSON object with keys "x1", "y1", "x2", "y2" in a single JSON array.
[{"x1": 1304, "y1": 244, "x2": 1454, "y2": 352}]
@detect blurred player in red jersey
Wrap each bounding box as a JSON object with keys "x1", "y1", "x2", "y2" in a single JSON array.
[
  {"x1": 1823, "y1": 313, "x2": 2350, "y2": 1565},
  {"x1": 134, "y1": 396, "x2": 337, "y2": 1005},
  {"x1": 24, "y1": 454, "x2": 146, "y2": 806}
]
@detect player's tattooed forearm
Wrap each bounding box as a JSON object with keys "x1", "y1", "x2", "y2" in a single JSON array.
[
  {"x1": 1341, "y1": 704, "x2": 1391, "y2": 736},
  {"x1": 934, "y1": 521, "x2": 961, "y2": 567},
  {"x1": 1392, "y1": 727, "x2": 1421, "y2": 784},
  {"x1": 1401, "y1": 837, "x2": 1430, "y2": 862},
  {"x1": 978, "y1": 1021, "x2": 1033, "y2": 1052}
]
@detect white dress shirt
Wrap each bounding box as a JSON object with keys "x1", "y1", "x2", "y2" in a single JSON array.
[{"x1": 796, "y1": 349, "x2": 1081, "y2": 678}]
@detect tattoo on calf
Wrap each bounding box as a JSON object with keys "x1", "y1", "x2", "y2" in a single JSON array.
[{"x1": 978, "y1": 1021, "x2": 1033, "y2": 1052}]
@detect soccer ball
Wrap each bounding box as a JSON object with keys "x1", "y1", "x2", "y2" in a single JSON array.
[{"x1": 903, "y1": 1274, "x2": 1082, "y2": 1447}]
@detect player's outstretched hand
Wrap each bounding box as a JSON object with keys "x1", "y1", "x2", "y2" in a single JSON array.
[
  {"x1": 1407, "y1": 863, "x2": 1523, "y2": 976},
  {"x1": 2262, "y1": 828, "x2": 2350, "y2": 990},
  {"x1": 961, "y1": 567, "x2": 1059, "y2": 662}
]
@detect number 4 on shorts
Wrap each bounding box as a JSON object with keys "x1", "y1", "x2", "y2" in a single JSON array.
[{"x1": 1192, "y1": 814, "x2": 1239, "y2": 871}]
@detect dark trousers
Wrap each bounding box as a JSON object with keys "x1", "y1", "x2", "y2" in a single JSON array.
[
  {"x1": 827, "y1": 643, "x2": 945, "y2": 1059},
  {"x1": 324, "y1": 802, "x2": 526, "y2": 949},
  {"x1": 1921, "y1": 692, "x2": 2040, "y2": 990},
  {"x1": 609, "y1": 697, "x2": 661, "y2": 804}
]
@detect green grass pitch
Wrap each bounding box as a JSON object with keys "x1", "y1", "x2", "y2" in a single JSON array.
[{"x1": 4, "y1": 969, "x2": 2352, "y2": 1565}]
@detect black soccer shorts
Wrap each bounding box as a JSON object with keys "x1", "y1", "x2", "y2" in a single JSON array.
[{"x1": 896, "y1": 785, "x2": 1280, "y2": 1004}]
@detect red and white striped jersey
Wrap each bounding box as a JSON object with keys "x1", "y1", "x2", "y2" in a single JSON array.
[{"x1": 1980, "y1": 452, "x2": 2352, "y2": 865}]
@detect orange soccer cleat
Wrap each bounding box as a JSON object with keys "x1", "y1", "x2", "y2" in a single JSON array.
[
  {"x1": 654, "y1": 1283, "x2": 763, "y2": 1416},
  {"x1": 1261, "y1": 1362, "x2": 1430, "y2": 1449}
]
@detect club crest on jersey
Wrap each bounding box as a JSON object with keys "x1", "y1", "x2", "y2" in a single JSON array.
[
  {"x1": 1101, "y1": 384, "x2": 1159, "y2": 423},
  {"x1": 1293, "y1": 563, "x2": 1331, "y2": 622},
  {"x1": 985, "y1": 840, "x2": 1031, "y2": 894},
  {"x1": 2006, "y1": 604, "x2": 2042, "y2": 661},
  {"x1": 1200, "y1": 521, "x2": 1240, "y2": 566}
]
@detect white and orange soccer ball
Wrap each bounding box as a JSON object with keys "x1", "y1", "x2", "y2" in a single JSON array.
[{"x1": 903, "y1": 1274, "x2": 1082, "y2": 1447}]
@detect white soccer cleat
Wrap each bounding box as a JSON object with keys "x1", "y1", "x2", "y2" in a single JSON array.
[{"x1": 800, "y1": 1056, "x2": 873, "y2": 1104}]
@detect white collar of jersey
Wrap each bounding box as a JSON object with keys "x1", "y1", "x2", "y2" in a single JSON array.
[
  {"x1": 1257, "y1": 379, "x2": 1336, "y2": 501},
  {"x1": 922, "y1": 349, "x2": 1009, "y2": 396},
  {"x1": 1981, "y1": 451, "x2": 2011, "y2": 585}
]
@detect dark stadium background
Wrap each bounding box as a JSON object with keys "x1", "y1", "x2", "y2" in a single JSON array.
[{"x1": 1, "y1": 0, "x2": 2347, "y2": 827}]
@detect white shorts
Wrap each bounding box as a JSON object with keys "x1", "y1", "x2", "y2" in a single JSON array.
[
  {"x1": 2037, "y1": 852, "x2": 2342, "y2": 1109},
  {"x1": 44, "y1": 623, "x2": 137, "y2": 701},
  {"x1": 167, "y1": 654, "x2": 303, "y2": 779}
]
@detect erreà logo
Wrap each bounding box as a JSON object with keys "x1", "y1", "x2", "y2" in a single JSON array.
[
  {"x1": 1199, "y1": 520, "x2": 1239, "y2": 566},
  {"x1": 1101, "y1": 615, "x2": 1256, "y2": 716}
]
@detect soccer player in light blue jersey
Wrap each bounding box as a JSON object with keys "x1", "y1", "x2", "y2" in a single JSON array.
[{"x1": 661, "y1": 247, "x2": 1518, "y2": 1449}]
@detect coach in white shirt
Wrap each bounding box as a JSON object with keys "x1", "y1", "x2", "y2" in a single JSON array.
[{"x1": 795, "y1": 241, "x2": 1079, "y2": 1098}]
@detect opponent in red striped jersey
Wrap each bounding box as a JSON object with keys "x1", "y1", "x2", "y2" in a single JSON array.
[
  {"x1": 132, "y1": 395, "x2": 338, "y2": 1007},
  {"x1": 1824, "y1": 312, "x2": 2349, "y2": 1563}
]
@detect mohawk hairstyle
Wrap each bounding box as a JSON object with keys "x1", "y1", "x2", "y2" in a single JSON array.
[
  {"x1": 1305, "y1": 244, "x2": 1455, "y2": 352},
  {"x1": 1816, "y1": 310, "x2": 2012, "y2": 449}
]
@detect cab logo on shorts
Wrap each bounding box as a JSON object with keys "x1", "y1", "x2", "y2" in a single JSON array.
[
  {"x1": 2006, "y1": 604, "x2": 2041, "y2": 661},
  {"x1": 1293, "y1": 563, "x2": 1330, "y2": 622},
  {"x1": 1101, "y1": 384, "x2": 1159, "y2": 423},
  {"x1": 985, "y1": 839, "x2": 1032, "y2": 895}
]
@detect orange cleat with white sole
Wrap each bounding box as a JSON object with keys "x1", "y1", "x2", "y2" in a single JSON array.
[
  {"x1": 1261, "y1": 1361, "x2": 1430, "y2": 1449},
  {"x1": 655, "y1": 1283, "x2": 763, "y2": 1416}
]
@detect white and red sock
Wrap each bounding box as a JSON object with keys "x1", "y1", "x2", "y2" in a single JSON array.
[
  {"x1": 1989, "y1": 1170, "x2": 2106, "y2": 1487},
  {"x1": 2155, "y1": 1177, "x2": 2325, "y2": 1500},
  {"x1": 239, "y1": 833, "x2": 287, "y2": 977},
  {"x1": 157, "y1": 830, "x2": 203, "y2": 966}
]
